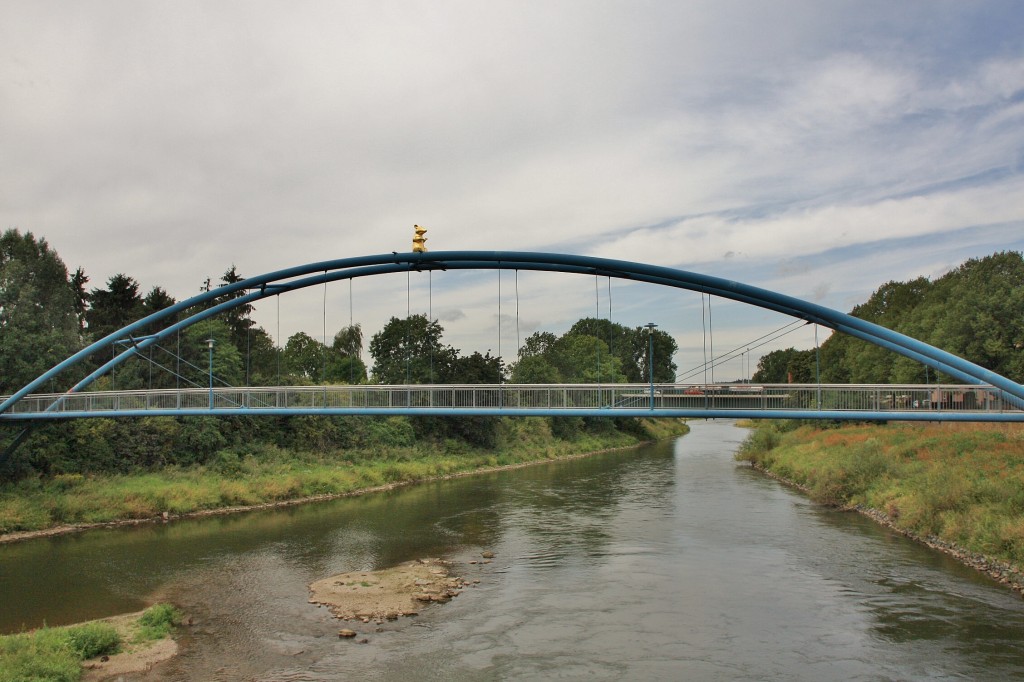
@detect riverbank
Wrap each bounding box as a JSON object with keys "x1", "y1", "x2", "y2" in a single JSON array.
[
  {"x1": 737, "y1": 420, "x2": 1024, "y2": 595},
  {"x1": 0, "y1": 417, "x2": 688, "y2": 542}
]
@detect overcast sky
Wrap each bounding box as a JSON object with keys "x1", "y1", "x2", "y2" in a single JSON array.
[{"x1": 3, "y1": 1, "x2": 1024, "y2": 380}]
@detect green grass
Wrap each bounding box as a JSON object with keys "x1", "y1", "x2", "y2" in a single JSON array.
[
  {"x1": 738, "y1": 421, "x2": 1024, "y2": 565},
  {"x1": 0, "y1": 622, "x2": 120, "y2": 682},
  {"x1": 0, "y1": 604, "x2": 182, "y2": 682},
  {"x1": 0, "y1": 418, "x2": 689, "y2": 535}
]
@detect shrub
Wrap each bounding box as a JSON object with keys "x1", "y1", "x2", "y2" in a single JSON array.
[
  {"x1": 211, "y1": 450, "x2": 244, "y2": 477},
  {"x1": 136, "y1": 603, "x2": 183, "y2": 642},
  {"x1": 736, "y1": 423, "x2": 782, "y2": 463},
  {"x1": 175, "y1": 418, "x2": 228, "y2": 466},
  {"x1": 65, "y1": 622, "x2": 121, "y2": 659},
  {"x1": 363, "y1": 417, "x2": 416, "y2": 448},
  {"x1": 550, "y1": 416, "x2": 584, "y2": 440}
]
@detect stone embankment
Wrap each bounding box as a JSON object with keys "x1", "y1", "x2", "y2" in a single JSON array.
[
  {"x1": 747, "y1": 461, "x2": 1024, "y2": 598},
  {"x1": 855, "y1": 505, "x2": 1024, "y2": 595}
]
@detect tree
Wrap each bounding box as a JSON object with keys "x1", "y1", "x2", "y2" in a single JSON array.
[
  {"x1": 549, "y1": 334, "x2": 624, "y2": 384},
  {"x1": 181, "y1": 320, "x2": 244, "y2": 387},
  {"x1": 0, "y1": 230, "x2": 81, "y2": 394},
  {"x1": 70, "y1": 267, "x2": 89, "y2": 332},
  {"x1": 369, "y1": 315, "x2": 458, "y2": 384},
  {"x1": 511, "y1": 353, "x2": 560, "y2": 383},
  {"x1": 141, "y1": 286, "x2": 176, "y2": 335},
  {"x1": 915, "y1": 252, "x2": 1024, "y2": 382},
  {"x1": 753, "y1": 348, "x2": 816, "y2": 384},
  {"x1": 816, "y1": 251, "x2": 1024, "y2": 384},
  {"x1": 102, "y1": 286, "x2": 183, "y2": 391},
  {"x1": 512, "y1": 331, "x2": 560, "y2": 382},
  {"x1": 245, "y1": 326, "x2": 282, "y2": 385},
  {"x1": 333, "y1": 324, "x2": 363, "y2": 358},
  {"x1": 86, "y1": 274, "x2": 145, "y2": 342},
  {"x1": 450, "y1": 351, "x2": 504, "y2": 384},
  {"x1": 568, "y1": 318, "x2": 643, "y2": 381},
  {"x1": 511, "y1": 327, "x2": 639, "y2": 384},
  {"x1": 635, "y1": 326, "x2": 678, "y2": 384},
  {"x1": 327, "y1": 354, "x2": 368, "y2": 384},
  {"x1": 143, "y1": 286, "x2": 175, "y2": 315},
  {"x1": 284, "y1": 332, "x2": 325, "y2": 383},
  {"x1": 330, "y1": 324, "x2": 368, "y2": 384},
  {"x1": 218, "y1": 265, "x2": 255, "y2": 351}
]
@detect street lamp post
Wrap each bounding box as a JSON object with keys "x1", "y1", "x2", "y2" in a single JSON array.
[
  {"x1": 207, "y1": 338, "x2": 214, "y2": 410},
  {"x1": 645, "y1": 323, "x2": 657, "y2": 410}
]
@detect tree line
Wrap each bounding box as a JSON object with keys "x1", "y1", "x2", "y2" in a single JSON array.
[
  {"x1": 0, "y1": 229, "x2": 367, "y2": 395},
  {"x1": 752, "y1": 251, "x2": 1024, "y2": 385}
]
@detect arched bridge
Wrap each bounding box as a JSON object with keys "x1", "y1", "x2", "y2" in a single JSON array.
[{"x1": 2, "y1": 251, "x2": 1023, "y2": 423}]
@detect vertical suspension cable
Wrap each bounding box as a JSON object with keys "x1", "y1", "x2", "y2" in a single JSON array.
[
  {"x1": 246, "y1": 320, "x2": 251, "y2": 388},
  {"x1": 493, "y1": 266, "x2": 497, "y2": 364},
  {"x1": 607, "y1": 277, "x2": 614, "y2": 407},
  {"x1": 701, "y1": 294, "x2": 708, "y2": 385},
  {"x1": 497, "y1": 265, "x2": 503, "y2": 406},
  {"x1": 322, "y1": 273, "x2": 328, "y2": 404},
  {"x1": 515, "y1": 270, "x2": 521, "y2": 358},
  {"x1": 815, "y1": 323, "x2": 822, "y2": 409},
  {"x1": 176, "y1": 329, "x2": 181, "y2": 391},
  {"x1": 595, "y1": 276, "x2": 601, "y2": 388},
  {"x1": 607, "y1": 277, "x2": 613, "y2": 365},
  {"x1": 429, "y1": 270, "x2": 434, "y2": 383},
  {"x1": 406, "y1": 269, "x2": 411, "y2": 386},
  {"x1": 349, "y1": 278, "x2": 355, "y2": 385},
  {"x1": 276, "y1": 294, "x2": 281, "y2": 387},
  {"x1": 708, "y1": 295, "x2": 715, "y2": 385},
  {"x1": 701, "y1": 293, "x2": 708, "y2": 409}
]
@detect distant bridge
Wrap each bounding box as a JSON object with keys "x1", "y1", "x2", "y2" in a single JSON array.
[
  {"x1": 2, "y1": 251, "x2": 1023, "y2": 426},
  {"x1": 2, "y1": 383, "x2": 1021, "y2": 422}
]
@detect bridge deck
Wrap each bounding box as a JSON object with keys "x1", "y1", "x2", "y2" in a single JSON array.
[{"x1": 2, "y1": 383, "x2": 1021, "y2": 422}]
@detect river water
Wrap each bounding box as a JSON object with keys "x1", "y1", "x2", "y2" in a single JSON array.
[{"x1": 4, "y1": 420, "x2": 1024, "y2": 680}]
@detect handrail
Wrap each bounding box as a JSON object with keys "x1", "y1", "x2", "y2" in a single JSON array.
[{"x1": 2, "y1": 383, "x2": 1020, "y2": 422}]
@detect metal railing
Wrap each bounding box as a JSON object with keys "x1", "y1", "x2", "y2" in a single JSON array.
[{"x1": 1, "y1": 383, "x2": 1019, "y2": 417}]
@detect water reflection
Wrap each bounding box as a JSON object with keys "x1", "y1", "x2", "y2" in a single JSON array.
[{"x1": 1, "y1": 475, "x2": 508, "y2": 631}]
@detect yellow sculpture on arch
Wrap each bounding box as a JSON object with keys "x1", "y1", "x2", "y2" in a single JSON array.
[{"x1": 412, "y1": 224, "x2": 428, "y2": 253}]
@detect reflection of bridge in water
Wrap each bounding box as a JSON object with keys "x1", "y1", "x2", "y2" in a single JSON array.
[{"x1": 3, "y1": 383, "x2": 1021, "y2": 422}]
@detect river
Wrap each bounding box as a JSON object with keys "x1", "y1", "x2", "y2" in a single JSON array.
[{"x1": 3, "y1": 420, "x2": 1024, "y2": 680}]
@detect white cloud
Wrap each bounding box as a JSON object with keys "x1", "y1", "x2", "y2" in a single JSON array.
[
  {"x1": 591, "y1": 178, "x2": 1024, "y2": 288},
  {"x1": 2, "y1": 1, "x2": 1024, "y2": 373}
]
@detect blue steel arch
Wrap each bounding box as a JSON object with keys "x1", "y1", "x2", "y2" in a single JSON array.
[{"x1": 2, "y1": 250, "x2": 1023, "y2": 416}]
